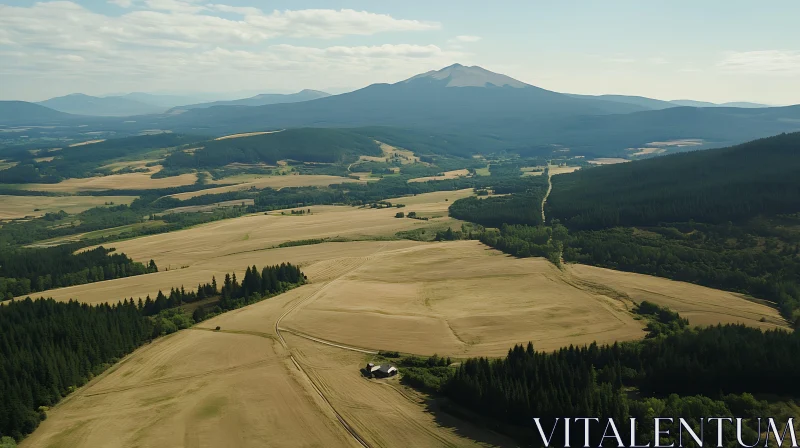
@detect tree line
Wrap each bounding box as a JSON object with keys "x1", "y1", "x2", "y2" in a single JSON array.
[
  {"x1": 162, "y1": 128, "x2": 381, "y2": 169},
  {"x1": 546, "y1": 132, "x2": 800, "y2": 230},
  {"x1": 0, "y1": 262, "x2": 305, "y2": 442},
  {"x1": 439, "y1": 308, "x2": 800, "y2": 446},
  {"x1": 0, "y1": 245, "x2": 157, "y2": 300}
]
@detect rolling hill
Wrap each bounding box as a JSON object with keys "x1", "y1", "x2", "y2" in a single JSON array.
[
  {"x1": 38, "y1": 93, "x2": 166, "y2": 116},
  {"x1": 547, "y1": 131, "x2": 800, "y2": 228},
  {"x1": 119, "y1": 92, "x2": 204, "y2": 109},
  {"x1": 162, "y1": 64, "x2": 649, "y2": 134},
  {"x1": 0, "y1": 101, "x2": 77, "y2": 125},
  {"x1": 670, "y1": 99, "x2": 770, "y2": 108},
  {"x1": 162, "y1": 128, "x2": 381, "y2": 168},
  {"x1": 168, "y1": 89, "x2": 331, "y2": 113},
  {"x1": 567, "y1": 94, "x2": 678, "y2": 110},
  {"x1": 155, "y1": 64, "x2": 800, "y2": 157}
]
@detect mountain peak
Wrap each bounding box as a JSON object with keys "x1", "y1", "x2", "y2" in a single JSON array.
[{"x1": 402, "y1": 64, "x2": 530, "y2": 88}]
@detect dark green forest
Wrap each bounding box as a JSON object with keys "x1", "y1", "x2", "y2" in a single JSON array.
[
  {"x1": 0, "y1": 134, "x2": 203, "y2": 184},
  {"x1": 0, "y1": 245, "x2": 157, "y2": 300},
  {"x1": 162, "y1": 128, "x2": 381, "y2": 168},
  {"x1": 0, "y1": 262, "x2": 304, "y2": 442},
  {"x1": 546, "y1": 132, "x2": 800, "y2": 229},
  {"x1": 401, "y1": 304, "x2": 800, "y2": 447},
  {"x1": 449, "y1": 194, "x2": 545, "y2": 227},
  {"x1": 0, "y1": 298, "x2": 152, "y2": 440},
  {"x1": 450, "y1": 132, "x2": 800, "y2": 326}
]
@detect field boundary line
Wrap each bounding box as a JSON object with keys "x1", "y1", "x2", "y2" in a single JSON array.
[
  {"x1": 275, "y1": 257, "x2": 375, "y2": 448},
  {"x1": 278, "y1": 327, "x2": 378, "y2": 354}
]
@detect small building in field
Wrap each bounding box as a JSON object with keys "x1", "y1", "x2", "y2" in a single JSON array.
[{"x1": 365, "y1": 362, "x2": 397, "y2": 378}]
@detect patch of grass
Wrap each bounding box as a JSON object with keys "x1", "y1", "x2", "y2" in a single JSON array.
[{"x1": 194, "y1": 396, "x2": 228, "y2": 419}]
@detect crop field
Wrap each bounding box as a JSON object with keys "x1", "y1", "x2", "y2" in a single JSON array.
[
  {"x1": 171, "y1": 174, "x2": 364, "y2": 200},
  {"x1": 68, "y1": 139, "x2": 106, "y2": 147},
  {"x1": 161, "y1": 198, "x2": 255, "y2": 215},
  {"x1": 588, "y1": 158, "x2": 630, "y2": 165},
  {"x1": 521, "y1": 165, "x2": 581, "y2": 177},
  {"x1": 358, "y1": 142, "x2": 420, "y2": 165},
  {"x1": 566, "y1": 264, "x2": 788, "y2": 330},
  {"x1": 214, "y1": 130, "x2": 283, "y2": 140},
  {"x1": 100, "y1": 159, "x2": 160, "y2": 172},
  {"x1": 23, "y1": 259, "x2": 514, "y2": 448},
  {"x1": 14, "y1": 166, "x2": 197, "y2": 192},
  {"x1": 0, "y1": 195, "x2": 136, "y2": 220},
  {"x1": 31, "y1": 190, "x2": 474, "y2": 304},
  {"x1": 0, "y1": 159, "x2": 17, "y2": 170},
  {"x1": 407, "y1": 169, "x2": 470, "y2": 183},
  {"x1": 20, "y1": 319, "x2": 353, "y2": 448},
  {"x1": 20, "y1": 189, "x2": 792, "y2": 447},
  {"x1": 281, "y1": 241, "x2": 648, "y2": 357}
]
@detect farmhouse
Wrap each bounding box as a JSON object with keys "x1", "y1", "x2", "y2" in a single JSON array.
[{"x1": 366, "y1": 362, "x2": 398, "y2": 378}]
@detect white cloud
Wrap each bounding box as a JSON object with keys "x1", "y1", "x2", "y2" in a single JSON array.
[
  {"x1": 448, "y1": 35, "x2": 481, "y2": 43},
  {"x1": 0, "y1": 1, "x2": 449, "y2": 95},
  {"x1": 648, "y1": 57, "x2": 669, "y2": 65},
  {"x1": 717, "y1": 50, "x2": 800, "y2": 75},
  {"x1": 56, "y1": 54, "x2": 86, "y2": 62}
]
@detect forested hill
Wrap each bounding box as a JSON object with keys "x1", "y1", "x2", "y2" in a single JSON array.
[
  {"x1": 162, "y1": 128, "x2": 382, "y2": 168},
  {"x1": 0, "y1": 133, "x2": 204, "y2": 184},
  {"x1": 547, "y1": 132, "x2": 800, "y2": 229}
]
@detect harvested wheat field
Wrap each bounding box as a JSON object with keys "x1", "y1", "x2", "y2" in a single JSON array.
[
  {"x1": 171, "y1": 174, "x2": 364, "y2": 200},
  {"x1": 21, "y1": 321, "x2": 353, "y2": 448},
  {"x1": 30, "y1": 190, "x2": 473, "y2": 304},
  {"x1": 408, "y1": 169, "x2": 470, "y2": 183},
  {"x1": 0, "y1": 195, "x2": 136, "y2": 219},
  {"x1": 283, "y1": 333, "x2": 516, "y2": 447},
  {"x1": 567, "y1": 264, "x2": 788, "y2": 330},
  {"x1": 15, "y1": 166, "x2": 197, "y2": 192},
  {"x1": 68, "y1": 139, "x2": 105, "y2": 147},
  {"x1": 281, "y1": 241, "x2": 647, "y2": 357},
  {"x1": 358, "y1": 142, "x2": 421, "y2": 165},
  {"x1": 549, "y1": 165, "x2": 581, "y2": 175},
  {"x1": 214, "y1": 130, "x2": 283, "y2": 140}
]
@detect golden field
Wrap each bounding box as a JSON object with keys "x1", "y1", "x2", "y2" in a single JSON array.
[
  {"x1": 13, "y1": 166, "x2": 197, "y2": 192},
  {"x1": 19, "y1": 187, "x2": 791, "y2": 447},
  {"x1": 407, "y1": 169, "x2": 470, "y2": 183},
  {"x1": 170, "y1": 174, "x2": 364, "y2": 200},
  {"x1": 31, "y1": 190, "x2": 474, "y2": 304},
  {"x1": 0, "y1": 195, "x2": 136, "y2": 220}
]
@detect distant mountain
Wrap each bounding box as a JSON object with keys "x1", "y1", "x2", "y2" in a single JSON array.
[
  {"x1": 567, "y1": 94, "x2": 677, "y2": 110},
  {"x1": 168, "y1": 89, "x2": 331, "y2": 113},
  {"x1": 162, "y1": 64, "x2": 649, "y2": 134},
  {"x1": 37, "y1": 93, "x2": 166, "y2": 116},
  {"x1": 118, "y1": 92, "x2": 203, "y2": 109},
  {"x1": 402, "y1": 64, "x2": 530, "y2": 88},
  {"x1": 670, "y1": 99, "x2": 770, "y2": 108},
  {"x1": 0, "y1": 101, "x2": 76, "y2": 125}
]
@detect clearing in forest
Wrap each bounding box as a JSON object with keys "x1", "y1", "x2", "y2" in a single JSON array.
[
  {"x1": 407, "y1": 169, "x2": 470, "y2": 183},
  {"x1": 214, "y1": 130, "x2": 283, "y2": 140}
]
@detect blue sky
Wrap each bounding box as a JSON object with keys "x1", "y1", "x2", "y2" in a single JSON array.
[{"x1": 1, "y1": 0, "x2": 798, "y2": 103}]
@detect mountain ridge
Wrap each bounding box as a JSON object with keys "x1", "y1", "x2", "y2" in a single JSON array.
[{"x1": 167, "y1": 89, "x2": 331, "y2": 113}]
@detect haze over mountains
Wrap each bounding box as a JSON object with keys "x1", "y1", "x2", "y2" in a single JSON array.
[
  {"x1": 1, "y1": 64, "x2": 798, "y2": 158},
  {"x1": 167, "y1": 90, "x2": 331, "y2": 113},
  {"x1": 37, "y1": 93, "x2": 166, "y2": 117}
]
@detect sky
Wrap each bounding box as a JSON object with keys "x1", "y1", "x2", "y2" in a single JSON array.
[{"x1": 1, "y1": 0, "x2": 799, "y2": 104}]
